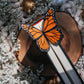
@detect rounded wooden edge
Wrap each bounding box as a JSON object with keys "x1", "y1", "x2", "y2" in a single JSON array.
[{"x1": 56, "y1": 12, "x2": 82, "y2": 64}]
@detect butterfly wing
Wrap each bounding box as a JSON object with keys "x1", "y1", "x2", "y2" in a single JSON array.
[
  {"x1": 37, "y1": 35, "x2": 49, "y2": 50},
  {"x1": 43, "y1": 8, "x2": 57, "y2": 32},
  {"x1": 45, "y1": 28, "x2": 63, "y2": 44},
  {"x1": 43, "y1": 7, "x2": 63, "y2": 44},
  {"x1": 22, "y1": 24, "x2": 42, "y2": 39},
  {"x1": 22, "y1": 24, "x2": 49, "y2": 51},
  {"x1": 22, "y1": 24, "x2": 29, "y2": 31}
]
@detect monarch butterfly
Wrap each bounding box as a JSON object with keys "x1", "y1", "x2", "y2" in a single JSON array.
[{"x1": 22, "y1": 7, "x2": 63, "y2": 51}]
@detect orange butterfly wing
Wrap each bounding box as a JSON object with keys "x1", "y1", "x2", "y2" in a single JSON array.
[
  {"x1": 22, "y1": 24, "x2": 42, "y2": 39},
  {"x1": 45, "y1": 29, "x2": 62, "y2": 44},
  {"x1": 43, "y1": 8, "x2": 57, "y2": 32},
  {"x1": 43, "y1": 8, "x2": 63, "y2": 44},
  {"x1": 22, "y1": 24, "x2": 49, "y2": 50},
  {"x1": 37, "y1": 35, "x2": 49, "y2": 50},
  {"x1": 22, "y1": 24, "x2": 29, "y2": 30}
]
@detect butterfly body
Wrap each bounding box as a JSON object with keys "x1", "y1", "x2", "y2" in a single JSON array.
[{"x1": 22, "y1": 7, "x2": 63, "y2": 51}]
